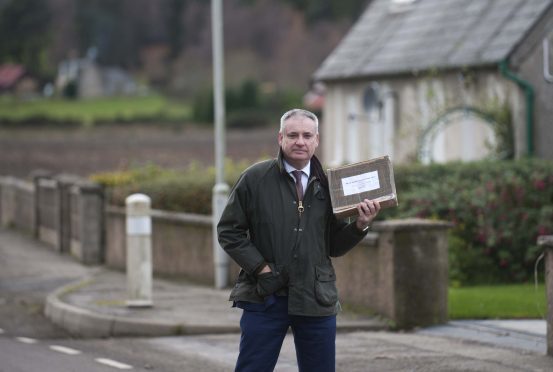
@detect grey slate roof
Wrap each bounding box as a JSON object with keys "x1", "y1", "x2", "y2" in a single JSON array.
[{"x1": 314, "y1": 0, "x2": 553, "y2": 81}]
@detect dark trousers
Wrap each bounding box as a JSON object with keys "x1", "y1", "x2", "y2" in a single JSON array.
[{"x1": 235, "y1": 296, "x2": 336, "y2": 372}]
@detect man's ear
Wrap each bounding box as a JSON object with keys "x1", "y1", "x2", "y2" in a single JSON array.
[{"x1": 278, "y1": 132, "x2": 283, "y2": 146}]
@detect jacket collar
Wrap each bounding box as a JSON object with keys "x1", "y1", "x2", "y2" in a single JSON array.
[{"x1": 277, "y1": 147, "x2": 320, "y2": 181}]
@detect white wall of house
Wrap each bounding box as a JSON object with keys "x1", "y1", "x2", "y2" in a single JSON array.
[
  {"x1": 321, "y1": 70, "x2": 525, "y2": 165},
  {"x1": 322, "y1": 82, "x2": 396, "y2": 167}
]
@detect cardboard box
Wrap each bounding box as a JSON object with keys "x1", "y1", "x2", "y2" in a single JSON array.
[{"x1": 327, "y1": 155, "x2": 398, "y2": 219}]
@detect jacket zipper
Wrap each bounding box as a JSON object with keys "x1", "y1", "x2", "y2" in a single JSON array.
[
  {"x1": 298, "y1": 200, "x2": 304, "y2": 216},
  {"x1": 297, "y1": 178, "x2": 315, "y2": 218}
]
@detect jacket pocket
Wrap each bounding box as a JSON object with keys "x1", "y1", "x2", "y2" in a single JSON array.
[
  {"x1": 314, "y1": 264, "x2": 338, "y2": 306},
  {"x1": 229, "y1": 269, "x2": 258, "y2": 301},
  {"x1": 256, "y1": 264, "x2": 288, "y2": 297}
]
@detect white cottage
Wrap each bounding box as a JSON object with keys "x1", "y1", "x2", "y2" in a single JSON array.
[{"x1": 313, "y1": 0, "x2": 553, "y2": 165}]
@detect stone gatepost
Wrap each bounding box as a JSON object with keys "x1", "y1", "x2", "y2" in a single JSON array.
[
  {"x1": 30, "y1": 170, "x2": 53, "y2": 239},
  {"x1": 0, "y1": 176, "x2": 16, "y2": 228},
  {"x1": 70, "y1": 180, "x2": 104, "y2": 264},
  {"x1": 56, "y1": 174, "x2": 82, "y2": 254},
  {"x1": 539, "y1": 235, "x2": 553, "y2": 356},
  {"x1": 372, "y1": 218, "x2": 451, "y2": 329},
  {"x1": 35, "y1": 177, "x2": 60, "y2": 249}
]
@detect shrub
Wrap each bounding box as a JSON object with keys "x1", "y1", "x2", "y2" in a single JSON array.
[
  {"x1": 192, "y1": 89, "x2": 214, "y2": 124},
  {"x1": 91, "y1": 160, "x2": 251, "y2": 214},
  {"x1": 93, "y1": 158, "x2": 553, "y2": 285},
  {"x1": 191, "y1": 79, "x2": 302, "y2": 126},
  {"x1": 227, "y1": 108, "x2": 271, "y2": 129},
  {"x1": 390, "y1": 159, "x2": 553, "y2": 284}
]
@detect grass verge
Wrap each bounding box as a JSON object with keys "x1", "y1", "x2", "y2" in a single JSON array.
[
  {"x1": 449, "y1": 284, "x2": 547, "y2": 319},
  {"x1": 0, "y1": 95, "x2": 191, "y2": 125}
]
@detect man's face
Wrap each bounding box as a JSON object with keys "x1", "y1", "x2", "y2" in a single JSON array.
[{"x1": 278, "y1": 115, "x2": 319, "y2": 168}]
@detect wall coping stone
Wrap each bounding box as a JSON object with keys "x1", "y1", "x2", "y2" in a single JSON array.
[
  {"x1": 106, "y1": 205, "x2": 212, "y2": 226},
  {"x1": 0, "y1": 176, "x2": 13, "y2": 184},
  {"x1": 538, "y1": 235, "x2": 553, "y2": 248},
  {"x1": 38, "y1": 178, "x2": 58, "y2": 188},
  {"x1": 10, "y1": 178, "x2": 34, "y2": 191},
  {"x1": 372, "y1": 218, "x2": 452, "y2": 232},
  {"x1": 29, "y1": 169, "x2": 53, "y2": 180},
  {"x1": 0, "y1": 176, "x2": 34, "y2": 191},
  {"x1": 360, "y1": 232, "x2": 378, "y2": 247},
  {"x1": 55, "y1": 173, "x2": 82, "y2": 186},
  {"x1": 73, "y1": 180, "x2": 104, "y2": 195},
  {"x1": 105, "y1": 209, "x2": 451, "y2": 235}
]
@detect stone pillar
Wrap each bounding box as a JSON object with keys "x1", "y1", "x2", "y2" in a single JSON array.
[
  {"x1": 0, "y1": 177, "x2": 4, "y2": 225},
  {"x1": 30, "y1": 170, "x2": 53, "y2": 238},
  {"x1": 56, "y1": 174, "x2": 82, "y2": 254},
  {"x1": 35, "y1": 177, "x2": 60, "y2": 249},
  {"x1": 70, "y1": 180, "x2": 104, "y2": 264},
  {"x1": 539, "y1": 235, "x2": 553, "y2": 356},
  {"x1": 372, "y1": 218, "x2": 451, "y2": 329},
  {"x1": 13, "y1": 179, "x2": 34, "y2": 234},
  {"x1": 0, "y1": 177, "x2": 16, "y2": 228},
  {"x1": 126, "y1": 194, "x2": 153, "y2": 307}
]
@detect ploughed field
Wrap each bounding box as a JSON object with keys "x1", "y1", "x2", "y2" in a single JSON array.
[{"x1": 0, "y1": 125, "x2": 277, "y2": 178}]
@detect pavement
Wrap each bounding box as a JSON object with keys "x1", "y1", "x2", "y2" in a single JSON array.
[{"x1": 2, "y1": 227, "x2": 553, "y2": 371}]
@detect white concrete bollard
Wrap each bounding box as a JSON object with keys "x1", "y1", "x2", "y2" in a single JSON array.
[{"x1": 125, "y1": 193, "x2": 153, "y2": 307}]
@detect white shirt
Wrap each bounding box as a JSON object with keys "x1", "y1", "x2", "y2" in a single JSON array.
[{"x1": 284, "y1": 160, "x2": 310, "y2": 194}]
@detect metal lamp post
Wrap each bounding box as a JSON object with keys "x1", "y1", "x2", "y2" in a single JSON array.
[{"x1": 211, "y1": 0, "x2": 230, "y2": 289}]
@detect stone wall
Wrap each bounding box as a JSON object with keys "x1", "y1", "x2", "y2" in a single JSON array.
[
  {"x1": 333, "y1": 219, "x2": 450, "y2": 328},
  {"x1": 105, "y1": 206, "x2": 449, "y2": 328},
  {"x1": 105, "y1": 206, "x2": 240, "y2": 285},
  {"x1": 0, "y1": 176, "x2": 35, "y2": 234},
  {"x1": 0, "y1": 175, "x2": 451, "y2": 329},
  {"x1": 0, "y1": 175, "x2": 104, "y2": 264}
]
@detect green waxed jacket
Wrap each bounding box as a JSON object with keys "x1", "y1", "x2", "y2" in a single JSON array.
[{"x1": 217, "y1": 152, "x2": 368, "y2": 316}]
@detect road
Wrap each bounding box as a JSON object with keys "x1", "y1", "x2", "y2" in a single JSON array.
[
  {"x1": 2, "y1": 228, "x2": 553, "y2": 371},
  {"x1": 0, "y1": 228, "x2": 229, "y2": 371}
]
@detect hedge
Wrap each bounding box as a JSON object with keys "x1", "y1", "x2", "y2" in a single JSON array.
[
  {"x1": 92, "y1": 158, "x2": 553, "y2": 285},
  {"x1": 390, "y1": 159, "x2": 553, "y2": 285},
  {"x1": 91, "y1": 161, "x2": 248, "y2": 215}
]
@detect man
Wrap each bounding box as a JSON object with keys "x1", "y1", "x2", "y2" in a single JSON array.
[{"x1": 217, "y1": 108, "x2": 380, "y2": 372}]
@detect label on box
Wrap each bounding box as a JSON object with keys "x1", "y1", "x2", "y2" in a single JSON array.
[{"x1": 341, "y1": 171, "x2": 380, "y2": 196}]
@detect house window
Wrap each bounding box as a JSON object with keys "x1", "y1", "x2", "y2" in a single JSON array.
[
  {"x1": 361, "y1": 83, "x2": 390, "y2": 159},
  {"x1": 544, "y1": 32, "x2": 553, "y2": 83},
  {"x1": 362, "y1": 83, "x2": 383, "y2": 122}
]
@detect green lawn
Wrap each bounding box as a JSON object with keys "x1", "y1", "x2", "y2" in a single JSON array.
[
  {"x1": 449, "y1": 284, "x2": 547, "y2": 319},
  {"x1": 0, "y1": 95, "x2": 191, "y2": 124}
]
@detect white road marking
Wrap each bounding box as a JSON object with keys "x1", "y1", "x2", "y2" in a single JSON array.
[
  {"x1": 49, "y1": 345, "x2": 82, "y2": 355},
  {"x1": 95, "y1": 358, "x2": 133, "y2": 370},
  {"x1": 15, "y1": 337, "x2": 38, "y2": 344},
  {"x1": 0, "y1": 328, "x2": 4, "y2": 334}
]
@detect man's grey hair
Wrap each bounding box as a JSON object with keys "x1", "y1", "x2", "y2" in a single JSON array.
[{"x1": 279, "y1": 109, "x2": 319, "y2": 134}]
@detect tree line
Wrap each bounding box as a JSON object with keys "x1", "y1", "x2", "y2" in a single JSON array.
[{"x1": 0, "y1": 0, "x2": 370, "y2": 94}]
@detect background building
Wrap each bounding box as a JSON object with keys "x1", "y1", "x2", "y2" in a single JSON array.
[{"x1": 314, "y1": 0, "x2": 553, "y2": 165}]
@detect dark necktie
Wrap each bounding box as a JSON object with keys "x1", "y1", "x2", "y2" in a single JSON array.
[{"x1": 292, "y1": 170, "x2": 304, "y2": 201}]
